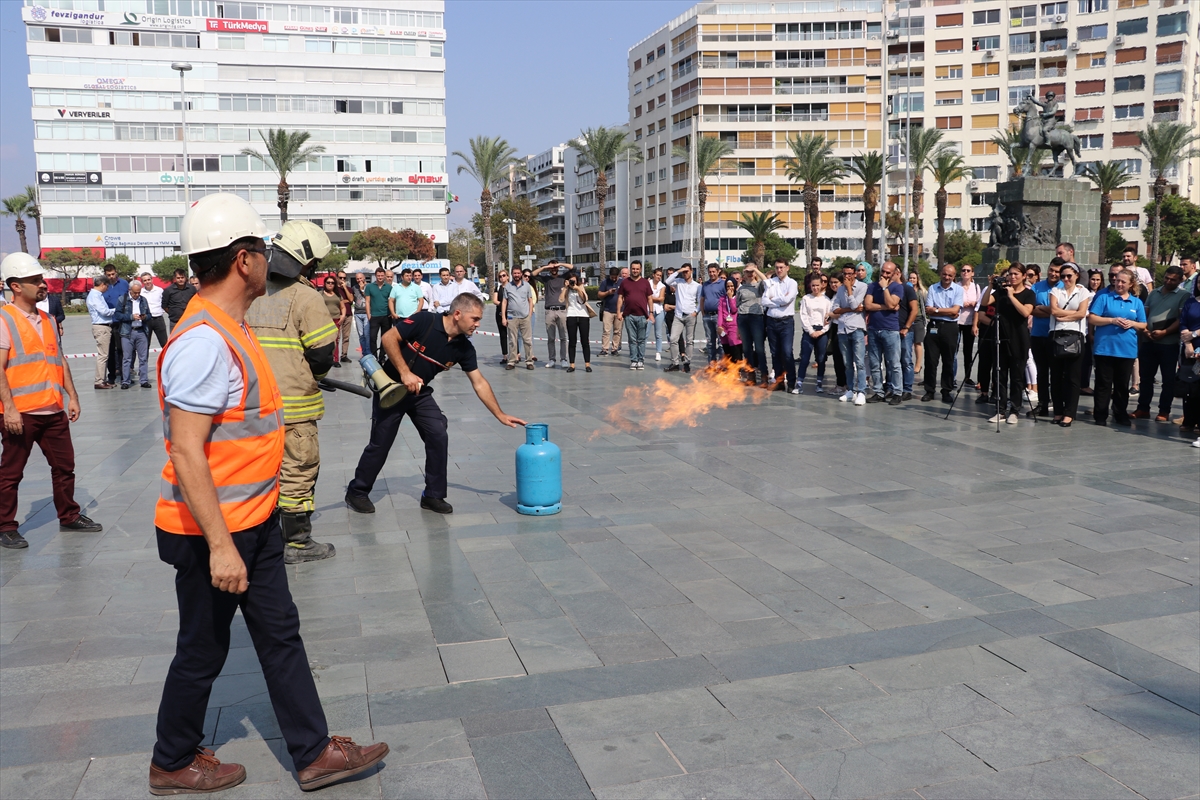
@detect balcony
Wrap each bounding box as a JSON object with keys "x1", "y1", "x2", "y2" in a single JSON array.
[
  {"x1": 1040, "y1": 40, "x2": 1068, "y2": 53},
  {"x1": 1010, "y1": 42, "x2": 1037, "y2": 54},
  {"x1": 1010, "y1": 68, "x2": 1035, "y2": 80},
  {"x1": 888, "y1": 76, "x2": 925, "y2": 89},
  {"x1": 1041, "y1": 67, "x2": 1067, "y2": 77},
  {"x1": 777, "y1": 56, "x2": 882, "y2": 68},
  {"x1": 776, "y1": 84, "x2": 867, "y2": 95},
  {"x1": 700, "y1": 57, "x2": 775, "y2": 69},
  {"x1": 887, "y1": 53, "x2": 925, "y2": 65},
  {"x1": 1153, "y1": 110, "x2": 1180, "y2": 122}
]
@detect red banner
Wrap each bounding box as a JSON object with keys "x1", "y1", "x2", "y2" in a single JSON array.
[{"x1": 206, "y1": 18, "x2": 269, "y2": 32}]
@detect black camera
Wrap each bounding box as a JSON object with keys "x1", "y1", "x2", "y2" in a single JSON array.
[{"x1": 992, "y1": 274, "x2": 1007, "y2": 291}]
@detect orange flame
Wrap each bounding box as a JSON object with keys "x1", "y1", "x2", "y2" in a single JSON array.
[{"x1": 600, "y1": 359, "x2": 770, "y2": 435}]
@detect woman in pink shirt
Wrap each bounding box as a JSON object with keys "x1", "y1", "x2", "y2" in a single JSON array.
[
  {"x1": 718, "y1": 278, "x2": 742, "y2": 362},
  {"x1": 957, "y1": 265, "x2": 981, "y2": 384}
]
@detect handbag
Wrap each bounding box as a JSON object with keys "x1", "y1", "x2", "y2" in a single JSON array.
[
  {"x1": 1175, "y1": 351, "x2": 1199, "y2": 398},
  {"x1": 586, "y1": 300, "x2": 598, "y2": 319},
  {"x1": 1051, "y1": 329, "x2": 1083, "y2": 358}
]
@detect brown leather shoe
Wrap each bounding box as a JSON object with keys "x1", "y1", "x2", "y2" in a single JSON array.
[
  {"x1": 149, "y1": 748, "x2": 246, "y2": 796},
  {"x1": 297, "y1": 735, "x2": 389, "y2": 792}
]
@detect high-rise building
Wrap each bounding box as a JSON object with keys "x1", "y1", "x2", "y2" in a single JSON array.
[
  {"x1": 494, "y1": 145, "x2": 568, "y2": 260},
  {"x1": 565, "y1": 127, "x2": 630, "y2": 275},
  {"x1": 627, "y1": 0, "x2": 1198, "y2": 270},
  {"x1": 24, "y1": 0, "x2": 446, "y2": 267}
]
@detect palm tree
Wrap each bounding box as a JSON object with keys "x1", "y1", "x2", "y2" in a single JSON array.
[
  {"x1": 734, "y1": 211, "x2": 786, "y2": 269},
  {"x1": 989, "y1": 125, "x2": 1052, "y2": 178},
  {"x1": 672, "y1": 136, "x2": 734, "y2": 252},
  {"x1": 1083, "y1": 161, "x2": 1135, "y2": 263},
  {"x1": 930, "y1": 151, "x2": 971, "y2": 268},
  {"x1": 240, "y1": 129, "x2": 326, "y2": 223},
  {"x1": 902, "y1": 127, "x2": 947, "y2": 220},
  {"x1": 452, "y1": 135, "x2": 524, "y2": 298},
  {"x1": 1, "y1": 191, "x2": 34, "y2": 254},
  {"x1": 23, "y1": 185, "x2": 41, "y2": 238},
  {"x1": 847, "y1": 151, "x2": 886, "y2": 266},
  {"x1": 569, "y1": 127, "x2": 643, "y2": 274},
  {"x1": 781, "y1": 133, "x2": 845, "y2": 267},
  {"x1": 1137, "y1": 122, "x2": 1200, "y2": 265}
]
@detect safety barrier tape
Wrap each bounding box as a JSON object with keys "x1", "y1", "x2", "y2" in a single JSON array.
[{"x1": 64, "y1": 347, "x2": 164, "y2": 360}]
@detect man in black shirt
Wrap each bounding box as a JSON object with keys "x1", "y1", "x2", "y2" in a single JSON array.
[
  {"x1": 345, "y1": 294, "x2": 526, "y2": 515},
  {"x1": 161, "y1": 268, "x2": 197, "y2": 332}
]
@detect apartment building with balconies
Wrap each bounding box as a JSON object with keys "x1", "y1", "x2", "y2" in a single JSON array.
[
  {"x1": 565, "y1": 130, "x2": 630, "y2": 274},
  {"x1": 495, "y1": 145, "x2": 568, "y2": 260}
]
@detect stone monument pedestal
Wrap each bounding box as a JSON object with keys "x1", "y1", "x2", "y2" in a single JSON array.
[{"x1": 981, "y1": 176, "x2": 1100, "y2": 272}]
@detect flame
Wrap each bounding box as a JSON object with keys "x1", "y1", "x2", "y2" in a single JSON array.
[{"x1": 599, "y1": 359, "x2": 770, "y2": 435}]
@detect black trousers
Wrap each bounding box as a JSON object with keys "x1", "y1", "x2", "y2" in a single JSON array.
[
  {"x1": 1093, "y1": 355, "x2": 1135, "y2": 424},
  {"x1": 1030, "y1": 336, "x2": 1052, "y2": 410},
  {"x1": 106, "y1": 323, "x2": 123, "y2": 384},
  {"x1": 996, "y1": 324, "x2": 1030, "y2": 411},
  {"x1": 1050, "y1": 352, "x2": 1083, "y2": 419},
  {"x1": 148, "y1": 315, "x2": 169, "y2": 348},
  {"x1": 496, "y1": 305, "x2": 508, "y2": 358},
  {"x1": 566, "y1": 316, "x2": 591, "y2": 364},
  {"x1": 368, "y1": 315, "x2": 391, "y2": 358},
  {"x1": 976, "y1": 322, "x2": 995, "y2": 395},
  {"x1": 923, "y1": 321, "x2": 958, "y2": 394},
  {"x1": 348, "y1": 389, "x2": 449, "y2": 500},
  {"x1": 154, "y1": 515, "x2": 328, "y2": 773},
  {"x1": 765, "y1": 316, "x2": 796, "y2": 389},
  {"x1": 959, "y1": 326, "x2": 976, "y2": 382}
]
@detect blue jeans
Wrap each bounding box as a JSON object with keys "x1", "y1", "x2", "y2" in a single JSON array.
[
  {"x1": 738, "y1": 314, "x2": 766, "y2": 372},
  {"x1": 354, "y1": 313, "x2": 369, "y2": 358},
  {"x1": 765, "y1": 316, "x2": 796, "y2": 389},
  {"x1": 838, "y1": 330, "x2": 867, "y2": 394},
  {"x1": 653, "y1": 310, "x2": 665, "y2": 353},
  {"x1": 624, "y1": 315, "x2": 648, "y2": 363},
  {"x1": 901, "y1": 328, "x2": 915, "y2": 393},
  {"x1": 702, "y1": 313, "x2": 721, "y2": 361},
  {"x1": 868, "y1": 329, "x2": 902, "y2": 397},
  {"x1": 797, "y1": 331, "x2": 827, "y2": 385}
]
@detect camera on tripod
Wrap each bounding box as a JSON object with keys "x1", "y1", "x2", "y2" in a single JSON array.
[{"x1": 991, "y1": 273, "x2": 1007, "y2": 291}]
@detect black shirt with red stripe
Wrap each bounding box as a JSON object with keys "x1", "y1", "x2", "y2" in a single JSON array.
[{"x1": 383, "y1": 311, "x2": 478, "y2": 388}]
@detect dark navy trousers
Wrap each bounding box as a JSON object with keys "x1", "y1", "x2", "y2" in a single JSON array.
[
  {"x1": 348, "y1": 389, "x2": 449, "y2": 500},
  {"x1": 154, "y1": 515, "x2": 329, "y2": 772}
]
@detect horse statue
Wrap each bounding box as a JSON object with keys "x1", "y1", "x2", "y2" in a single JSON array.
[{"x1": 1015, "y1": 92, "x2": 1081, "y2": 176}]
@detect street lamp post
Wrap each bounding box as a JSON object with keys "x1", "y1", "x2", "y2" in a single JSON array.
[
  {"x1": 502, "y1": 217, "x2": 516, "y2": 281},
  {"x1": 171, "y1": 62, "x2": 193, "y2": 213}
]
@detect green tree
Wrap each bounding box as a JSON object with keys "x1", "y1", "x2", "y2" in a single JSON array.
[
  {"x1": 931, "y1": 150, "x2": 972, "y2": 268},
  {"x1": 40, "y1": 247, "x2": 104, "y2": 303},
  {"x1": 739, "y1": 233, "x2": 797, "y2": 274},
  {"x1": 152, "y1": 253, "x2": 189, "y2": 281},
  {"x1": 672, "y1": 135, "x2": 734, "y2": 240},
  {"x1": 734, "y1": 210, "x2": 787, "y2": 269},
  {"x1": 453, "y1": 135, "x2": 524, "y2": 298},
  {"x1": 1083, "y1": 161, "x2": 1135, "y2": 265},
  {"x1": 2, "y1": 190, "x2": 34, "y2": 254},
  {"x1": 395, "y1": 229, "x2": 436, "y2": 263},
  {"x1": 320, "y1": 246, "x2": 349, "y2": 274},
  {"x1": 989, "y1": 124, "x2": 1050, "y2": 179},
  {"x1": 447, "y1": 226, "x2": 485, "y2": 271},
  {"x1": 472, "y1": 197, "x2": 552, "y2": 275},
  {"x1": 103, "y1": 253, "x2": 140, "y2": 280},
  {"x1": 1103, "y1": 227, "x2": 1128, "y2": 264},
  {"x1": 847, "y1": 151, "x2": 886, "y2": 267},
  {"x1": 240, "y1": 129, "x2": 326, "y2": 223},
  {"x1": 1137, "y1": 122, "x2": 1200, "y2": 265},
  {"x1": 1140, "y1": 194, "x2": 1200, "y2": 267},
  {"x1": 568, "y1": 127, "x2": 643, "y2": 271},
  {"x1": 347, "y1": 227, "x2": 408, "y2": 272},
  {"x1": 943, "y1": 230, "x2": 984, "y2": 268},
  {"x1": 781, "y1": 133, "x2": 845, "y2": 267}
]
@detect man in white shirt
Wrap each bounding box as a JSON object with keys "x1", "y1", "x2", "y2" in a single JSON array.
[
  {"x1": 831, "y1": 263, "x2": 869, "y2": 404},
  {"x1": 450, "y1": 264, "x2": 484, "y2": 301},
  {"x1": 665, "y1": 263, "x2": 702, "y2": 373},
  {"x1": 428, "y1": 267, "x2": 458, "y2": 315},
  {"x1": 86, "y1": 277, "x2": 115, "y2": 389},
  {"x1": 139, "y1": 272, "x2": 168, "y2": 347},
  {"x1": 1121, "y1": 246, "x2": 1153, "y2": 292},
  {"x1": 762, "y1": 258, "x2": 800, "y2": 393}
]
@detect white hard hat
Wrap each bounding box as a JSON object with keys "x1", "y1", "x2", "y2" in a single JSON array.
[
  {"x1": 1, "y1": 252, "x2": 43, "y2": 283},
  {"x1": 179, "y1": 193, "x2": 269, "y2": 257}
]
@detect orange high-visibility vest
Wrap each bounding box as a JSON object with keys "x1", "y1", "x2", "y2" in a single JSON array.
[
  {"x1": 0, "y1": 305, "x2": 65, "y2": 414},
  {"x1": 154, "y1": 295, "x2": 285, "y2": 535}
]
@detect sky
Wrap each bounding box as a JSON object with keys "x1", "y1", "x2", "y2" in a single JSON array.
[{"x1": 0, "y1": 0, "x2": 696, "y2": 257}]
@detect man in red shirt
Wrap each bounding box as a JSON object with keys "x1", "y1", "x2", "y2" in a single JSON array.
[{"x1": 617, "y1": 260, "x2": 655, "y2": 370}]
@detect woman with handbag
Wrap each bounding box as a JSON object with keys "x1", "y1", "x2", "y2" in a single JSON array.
[
  {"x1": 1088, "y1": 268, "x2": 1147, "y2": 427},
  {"x1": 718, "y1": 278, "x2": 743, "y2": 363},
  {"x1": 1177, "y1": 279, "x2": 1200, "y2": 444},
  {"x1": 1048, "y1": 263, "x2": 1092, "y2": 427}
]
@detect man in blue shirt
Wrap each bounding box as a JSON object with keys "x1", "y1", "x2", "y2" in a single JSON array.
[
  {"x1": 100, "y1": 263, "x2": 129, "y2": 385},
  {"x1": 598, "y1": 266, "x2": 623, "y2": 356},
  {"x1": 922, "y1": 264, "x2": 964, "y2": 403},
  {"x1": 700, "y1": 263, "x2": 726, "y2": 363},
  {"x1": 86, "y1": 277, "x2": 115, "y2": 389},
  {"x1": 1027, "y1": 259, "x2": 1063, "y2": 417},
  {"x1": 864, "y1": 261, "x2": 904, "y2": 405}
]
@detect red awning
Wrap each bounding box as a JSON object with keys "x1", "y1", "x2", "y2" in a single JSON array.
[{"x1": 44, "y1": 278, "x2": 94, "y2": 293}]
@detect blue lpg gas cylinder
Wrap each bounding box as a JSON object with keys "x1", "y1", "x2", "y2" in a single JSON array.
[{"x1": 515, "y1": 423, "x2": 562, "y2": 515}]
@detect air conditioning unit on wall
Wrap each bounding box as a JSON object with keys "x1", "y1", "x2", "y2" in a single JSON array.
[
  {"x1": 1114, "y1": 35, "x2": 1125, "y2": 45},
  {"x1": 1069, "y1": 41, "x2": 1080, "y2": 50},
  {"x1": 968, "y1": 180, "x2": 980, "y2": 190}
]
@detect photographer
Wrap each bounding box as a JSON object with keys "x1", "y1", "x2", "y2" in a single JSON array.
[
  {"x1": 979, "y1": 264, "x2": 1035, "y2": 423},
  {"x1": 560, "y1": 272, "x2": 593, "y2": 373}
]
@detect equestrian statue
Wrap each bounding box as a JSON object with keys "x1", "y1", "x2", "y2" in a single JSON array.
[{"x1": 1015, "y1": 91, "x2": 1081, "y2": 175}]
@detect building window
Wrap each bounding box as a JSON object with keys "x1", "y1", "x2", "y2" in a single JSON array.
[
  {"x1": 1077, "y1": 0, "x2": 1108, "y2": 11},
  {"x1": 1154, "y1": 71, "x2": 1184, "y2": 95},
  {"x1": 634, "y1": 105, "x2": 642, "y2": 118},
  {"x1": 971, "y1": 88, "x2": 999, "y2": 103},
  {"x1": 973, "y1": 166, "x2": 1000, "y2": 180},
  {"x1": 1009, "y1": 85, "x2": 1035, "y2": 105},
  {"x1": 972, "y1": 36, "x2": 1000, "y2": 51},
  {"x1": 973, "y1": 9, "x2": 1000, "y2": 24},
  {"x1": 971, "y1": 218, "x2": 992, "y2": 232},
  {"x1": 262, "y1": 35, "x2": 288, "y2": 52},
  {"x1": 1114, "y1": 75, "x2": 1145, "y2": 92},
  {"x1": 1116, "y1": 158, "x2": 1142, "y2": 174},
  {"x1": 1077, "y1": 24, "x2": 1107, "y2": 40},
  {"x1": 217, "y1": 34, "x2": 246, "y2": 50},
  {"x1": 430, "y1": 43, "x2": 443, "y2": 58},
  {"x1": 634, "y1": 82, "x2": 642, "y2": 94},
  {"x1": 1113, "y1": 103, "x2": 1144, "y2": 119},
  {"x1": 1011, "y1": 5, "x2": 1037, "y2": 27},
  {"x1": 1079, "y1": 134, "x2": 1103, "y2": 149},
  {"x1": 1116, "y1": 17, "x2": 1148, "y2": 36},
  {"x1": 1157, "y1": 12, "x2": 1188, "y2": 36},
  {"x1": 1090, "y1": 54, "x2": 1107, "y2": 67},
  {"x1": 1010, "y1": 33, "x2": 1036, "y2": 53},
  {"x1": 28, "y1": 27, "x2": 93, "y2": 43}
]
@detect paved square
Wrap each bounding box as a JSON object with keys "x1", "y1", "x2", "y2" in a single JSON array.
[{"x1": 1, "y1": 316, "x2": 1197, "y2": 798}]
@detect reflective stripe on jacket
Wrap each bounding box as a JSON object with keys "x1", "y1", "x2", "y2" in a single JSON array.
[
  {"x1": 0, "y1": 306, "x2": 65, "y2": 414},
  {"x1": 154, "y1": 295, "x2": 285, "y2": 535}
]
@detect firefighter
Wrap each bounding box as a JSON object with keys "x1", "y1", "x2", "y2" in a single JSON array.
[{"x1": 245, "y1": 220, "x2": 338, "y2": 563}]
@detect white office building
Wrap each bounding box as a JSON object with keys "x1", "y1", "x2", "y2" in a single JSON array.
[
  {"x1": 24, "y1": 0, "x2": 446, "y2": 267},
  {"x1": 494, "y1": 145, "x2": 568, "y2": 260}
]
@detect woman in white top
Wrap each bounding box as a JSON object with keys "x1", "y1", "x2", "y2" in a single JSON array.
[
  {"x1": 1047, "y1": 263, "x2": 1092, "y2": 427},
  {"x1": 956, "y1": 265, "x2": 981, "y2": 384},
  {"x1": 560, "y1": 272, "x2": 592, "y2": 373},
  {"x1": 650, "y1": 268, "x2": 666, "y2": 361},
  {"x1": 796, "y1": 273, "x2": 833, "y2": 392}
]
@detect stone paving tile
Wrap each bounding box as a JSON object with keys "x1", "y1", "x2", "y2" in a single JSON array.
[
  {"x1": 378, "y1": 757, "x2": 486, "y2": 800},
  {"x1": 919, "y1": 756, "x2": 1142, "y2": 800},
  {"x1": 1082, "y1": 734, "x2": 1200, "y2": 800},
  {"x1": 567, "y1": 733, "x2": 683, "y2": 789},
  {"x1": 658, "y1": 708, "x2": 857, "y2": 771},
  {"x1": 0, "y1": 759, "x2": 89, "y2": 799},
  {"x1": 592, "y1": 761, "x2": 808, "y2": 800},
  {"x1": 549, "y1": 687, "x2": 733, "y2": 746},
  {"x1": 849, "y1": 644, "x2": 1023, "y2": 692},
  {"x1": 470, "y1": 728, "x2": 594, "y2": 799},
  {"x1": 1088, "y1": 691, "x2": 1200, "y2": 739},
  {"x1": 822, "y1": 684, "x2": 1011, "y2": 744},
  {"x1": 709, "y1": 666, "x2": 886, "y2": 719}
]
